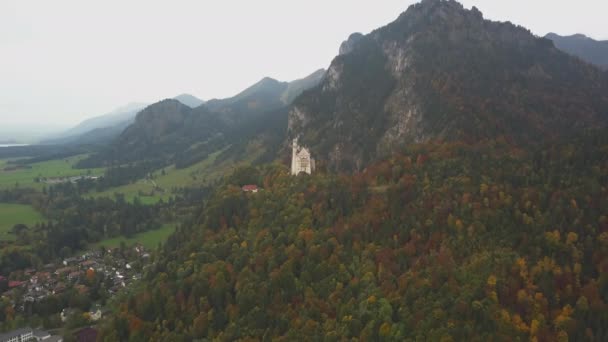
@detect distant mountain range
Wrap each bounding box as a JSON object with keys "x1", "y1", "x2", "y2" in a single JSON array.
[
  {"x1": 43, "y1": 94, "x2": 206, "y2": 146},
  {"x1": 37, "y1": 1, "x2": 608, "y2": 175},
  {"x1": 78, "y1": 69, "x2": 325, "y2": 168},
  {"x1": 41, "y1": 103, "x2": 148, "y2": 145},
  {"x1": 546, "y1": 33, "x2": 608, "y2": 70},
  {"x1": 48, "y1": 70, "x2": 326, "y2": 149},
  {"x1": 205, "y1": 69, "x2": 325, "y2": 116}
]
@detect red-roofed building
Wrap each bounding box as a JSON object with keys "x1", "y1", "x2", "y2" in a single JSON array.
[
  {"x1": 242, "y1": 184, "x2": 259, "y2": 193},
  {"x1": 8, "y1": 280, "x2": 25, "y2": 288}
]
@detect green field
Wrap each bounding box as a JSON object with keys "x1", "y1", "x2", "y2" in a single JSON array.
[
  {"x1": 95, "y1": 224, "x2": 176, "y2": 249},
  {"x1": 88, "y1": 148, "x2": 240, "y2": 204},
  {"x1": 0, "y1": 203, "x2": 45, "y2": 240},
  {"x1": 0, "y1": 155, "x2": 104, "y2": 190}
]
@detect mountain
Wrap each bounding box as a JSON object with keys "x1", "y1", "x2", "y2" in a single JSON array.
[
  {"x1": 41, "y1": 103, "x2": 147, "y2": 145},
  {"x1": 98, "y1": 128, "x2": 608, "y2": 341},
  {"x1": 206, "y1": 69, "x2": 326, "y2": 117},
  {"x1": 60, "y1": 102, "x2": 146, "y2": 137},
  {"x1": 289, "y1": 0, "x2": 608, "y2": 171},
  {"x1": 205, "y1": 77, "x2": 288, "y2": 116},
  {"x1": 280, "y1": 69, "x2": 326, "y2": 104},
  {"x1": 81, "y1": 70, "x2": 324, "y2": 167},
  {"x1": 173, "y1": 93, "x2": 205, "y2": 108},
  {"x1": 82, "y1": 69, "x2": 325, "y2": 168},
  {"x1": 546, "y1": 33, "x2": 608, "y2": 70},
  {"x1": 100, "y1": 99, "x2": 223, "y2": 165}
]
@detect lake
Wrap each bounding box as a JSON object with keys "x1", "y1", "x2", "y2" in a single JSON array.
[{"x1": 0, "y1": 144, "x2": 29, "y2": 147}]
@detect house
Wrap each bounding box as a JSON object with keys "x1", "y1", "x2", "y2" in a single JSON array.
[
  {"x1": 291, "y1": 139, "x2": 315, "y2": 175},
  {"x1": 68, "y1": 271, "x2": 81, "y2": 281},
  {"x1": 74, "y1": 327, "x2": 97, "y2": 342},
  {"x1": 0, "y1": 327, "x2": 33, "y2": 342},
  {"x1": 241, "y1": 184, "x2": 259, "y2": 193},
  {"x1": 43, "y1": 335, "x2": 63, "y2": 342},
  {"x1": 55, "y1": 267, "x2": 76, "y2": 277},
  {"x1": 89, "y1": 305, "x2": 103, "y2": 321},
  {"x1": 31, "y1": 329, "x2": 61, "y2": 342},
  {"x1": 79, "y1": 260, "x2": 96, "y2": 269},
  {"x1": 32, "y1": 329, "x2": 50, "y2": 340},
  {"x1": 53, "y1": 283, "x2": 66, "y2": 294},
  {"x1": 63, "y1": 257, "x2": 79, "y2": 266},
  {"x1": 8, "y1": 281, "x2": 25, "y2": 289},
  {"x1": 44, "y1": 337, "x2": 62, "y2": 342}
]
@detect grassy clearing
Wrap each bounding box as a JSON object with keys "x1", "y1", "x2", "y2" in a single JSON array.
[
  {"x1": 88, "y1": 142, "x2": 266, "y2": 204},
  {"x1": 0, "y1": 155, "x2": 104, "y2": 190},
  {"x1": 88, "y1": 180, "x2": 167, "y2": 204},
  {"x1": 88, "y1": 148, "x2": 234, "y2": 204},
  {"x1": 95, "y1": 224, "x2": 176, "y2": 249},
  {"x1": 0, "y1": 203, "x2": 44, "y2": 240}
]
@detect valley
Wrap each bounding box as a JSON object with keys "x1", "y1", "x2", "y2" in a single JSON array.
[{"x1": 1, "y1": 0, "x2": 608, "y2": 340}]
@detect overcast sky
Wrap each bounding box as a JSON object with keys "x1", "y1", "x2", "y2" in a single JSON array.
[{"x1": 1, "y1": 0, "x2": 606, "y2": 128}]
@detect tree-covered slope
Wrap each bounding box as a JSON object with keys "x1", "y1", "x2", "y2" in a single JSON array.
[
  {"x1": 289, "y1": 0, "x2": 608, "y2": 171},
  {"x1": 98, "y1": 130, "x2": 608, "y2": 341}
]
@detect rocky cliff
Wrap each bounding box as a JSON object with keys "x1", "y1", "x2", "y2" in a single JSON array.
[{"x1": 289, "y1": 0, "x2": 608, "y2": 171}]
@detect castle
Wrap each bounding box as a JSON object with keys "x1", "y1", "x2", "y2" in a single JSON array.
[{"x1": 291, "y1": 139, "x2": 315, "y2": 175}]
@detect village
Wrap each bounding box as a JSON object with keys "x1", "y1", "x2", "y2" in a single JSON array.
[
  {"x1": 0, "y1": 244, "x2": 151, "y2": 342},
  {"x1": 38, "y1": 175, "x2": 99, "y2": 185}
]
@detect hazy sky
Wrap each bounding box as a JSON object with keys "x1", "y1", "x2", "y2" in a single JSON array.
[{"x1": 1, "y1": 0, "x2": 606, "y2": 127}]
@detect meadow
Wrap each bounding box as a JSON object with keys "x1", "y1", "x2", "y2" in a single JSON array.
[
  {"x1": 94, "y1": 224, "x2": 176, "y2": 249},
  {"x1": 87, "y1": 148, "x2": 241, "y2": 203},
  {"x1": 0, "y1": 155, "x2": 104, "y2": 190},
  {"x1": 0, "y1": 203, "x2": 44, "y2": 240}
]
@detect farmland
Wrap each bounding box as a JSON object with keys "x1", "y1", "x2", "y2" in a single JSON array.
[
  {"x1": 0, "y1": 203, "x2": 44, "y2": 241},
  {"x1": 0, "y1": 155, "x2": 104, "y2": 190},
  {"x1": 87, "y1": 148, "x2": 240, "y2": 203},
  {"x1": 95, "y1": 224, "x2": 176, "y2": 249}
]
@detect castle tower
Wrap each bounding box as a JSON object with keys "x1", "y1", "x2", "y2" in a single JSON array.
[{"x1": 291, "y1": 139, "x2": 314, "y2": 175}]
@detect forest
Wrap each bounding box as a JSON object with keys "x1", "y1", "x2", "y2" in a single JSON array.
[{"x1": 96, "y1": 129, "x2": 608, "y2": 341}]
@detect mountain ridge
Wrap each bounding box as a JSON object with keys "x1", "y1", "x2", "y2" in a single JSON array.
[
  {"x1": 40, "y1": 103, "x2": 147, "y2": 145},
  {"x1": 288, "y1": 0, "x2": 608, "y2": 171},
  {"x1": 545, "y1": 32, "x2": 608, "y2": 70},
  {"x1": 80, "y1": 69, "x2": 326, "y2": 168}
]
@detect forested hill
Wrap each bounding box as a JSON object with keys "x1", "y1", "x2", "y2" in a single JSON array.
[
  {"x1": 98, "y1": 130, "x2": 608, "y2": 341},
  {"x1": 289, "y1": 0, "x2": 608, "y2": 171},
  {"x1": 83, "y1": 1, "x2": 608, "y2": 340}
]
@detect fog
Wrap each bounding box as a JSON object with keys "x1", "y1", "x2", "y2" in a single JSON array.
[{"x1": 1, "y1": 0, "x2": 606, "y2": 130}]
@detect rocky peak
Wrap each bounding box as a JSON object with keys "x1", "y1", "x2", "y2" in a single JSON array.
[{"x1": 339, "y1": 32, "x2": 364, "y2": 55}]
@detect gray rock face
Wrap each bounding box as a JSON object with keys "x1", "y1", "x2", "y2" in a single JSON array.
[{"x1": 288, "y1": 0, "x2": 608, "y2": 171}]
